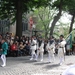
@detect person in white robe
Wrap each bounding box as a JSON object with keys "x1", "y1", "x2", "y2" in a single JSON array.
[
  {"x1": 36, "y1": 37, "x2": 44, "y2": 62},
  {"x1": 58, "y1": 35, "x2": 66, "y2": 65},
  {"x1": 46, "y1": 36, "x2": 55, "y2": 63},
  {"x1": 30, "y1": 36, "x2": 37, "y2": 60}
]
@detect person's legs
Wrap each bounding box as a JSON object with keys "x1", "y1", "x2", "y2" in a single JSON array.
[
  {"x1": 48, "y1": 52, "x2": 51, "y2": 62},
  {"x1": 40, "y1": 52, "x2": 44, "y2": 61},
  {"x1": 52, "y1": 53, "x2": 55, "y2": 62},
  {"x1": 35, "y1": 50, "x2": 39, "y2": 60},
  {"x1": 59, "y1": 56, "x2": 64, "y2": 65},
  {"x1": 30, "y1": 50, "x2": 35, "y2": 60},
  {"x1": 34, "y1": 50, "x2": 37, "y2": 60},
  {"x1": 30, "y1": 53, "x2": 34, "y2": 60},
  {"x1": 1, "y1": 54, "x2": 6, "y2": 67}
]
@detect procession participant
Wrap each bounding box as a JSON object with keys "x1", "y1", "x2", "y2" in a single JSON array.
[
  {"x1": 46, "y1": 36, "x2": 55, "y2": 63},
  {"x1": 58, "y1": 35, "x2": 66, "y2": 65},
  {"x1": 30, "y1": 36, "x2": 37, "y2": 60},
  {"x1": 0, "y1": 38, "x2": 8, "y2": 67},
  {"x1": 36, "y1": 37, "x2": 44, "y2": 62}
]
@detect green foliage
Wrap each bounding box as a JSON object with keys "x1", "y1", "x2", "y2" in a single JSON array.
[
  {"x1": 33, "y1": 6, "x2": 56, "y2": 38},
  {"x1": 63, "y1": 0, "x2": 75, "y2": 15},
  {"x1": 0, "y1": 0, "x2": 51, "y2": 24},
  {"x1": 52, "y1": 0, "x2": 75, "y2": 15}
]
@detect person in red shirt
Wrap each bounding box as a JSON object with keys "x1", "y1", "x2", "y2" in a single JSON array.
[{"x1": 10, "y1": 42, "x2": 19, "y2": 57}]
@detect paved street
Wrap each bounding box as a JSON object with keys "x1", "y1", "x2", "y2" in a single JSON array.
[{"x1": 0, "y1": 55, "x2": 75, "y2": 75}]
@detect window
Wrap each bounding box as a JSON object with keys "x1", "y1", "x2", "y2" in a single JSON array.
[{"x1": 22, "y1": 22, "x2": 28, "y2": 31}]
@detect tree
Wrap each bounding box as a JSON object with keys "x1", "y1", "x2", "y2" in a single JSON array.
[
  {"x1": 50, "y1": 0, "x2": 63, "y2": 36},
  {"x1": 63, "y1": 0, "x2": 75, "y2": 33},
  {"x1": 54, "y1": 20, "x2": 70, "y2": 38},
  {"x1": 0, "y1": 0, "x2": 51, "y2": 37},
  {"x1": 33, "y1": 7, "x2": 56, "y2": 38}
]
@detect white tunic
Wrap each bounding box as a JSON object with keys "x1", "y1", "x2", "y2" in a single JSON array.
[
  {"x1": 37, "y1": 42, "x2": 44, "y2": 52},
  {"x1": 46, "y1": 42, "x2": 55, "y2": 54},
  {"x1": 30, "y1": 39, "x2": 37, "y2": 54},
  {"x1": 58, "y1": 40, "x2": 66, "y2": 57}
]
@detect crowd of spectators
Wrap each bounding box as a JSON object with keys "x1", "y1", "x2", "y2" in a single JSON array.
[
  {"x1": 0, "y1": 32, "x2": 32, "y2": 57},
  {"x1": 0, "y1": 32, "x2": 74, "y2": 57}
]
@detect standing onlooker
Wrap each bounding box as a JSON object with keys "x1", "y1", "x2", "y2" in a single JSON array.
[{"x1": 0, "y1": 38, "x2": 8, "y2": 67}]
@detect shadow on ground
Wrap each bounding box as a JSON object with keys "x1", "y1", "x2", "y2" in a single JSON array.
[
  {"x1": 34, "y1": 62, "x2": 50, "y2": 65},
  {"x1": 43, "y1": 63, "x2": 60, "y2": 69}
]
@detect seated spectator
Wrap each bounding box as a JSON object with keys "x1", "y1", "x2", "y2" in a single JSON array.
[
  {"x1": 14, "y1": 36, "x2": 19, "y2": 42},
  {"x1": 10, "y1": 42, "x2": 17, "y2": 51},
  {"x1": 19, "y1": 42, "x2": 26, "y2": 56},
  {"x1": 10, "y1": 42, "x2": 20, "y2": 57},
  {"x1": 19, "y1": 42, "x2": 25, "y2": 50},
  {"x1": 24, "y1": 43, "x2": 31, "y2": 55}
]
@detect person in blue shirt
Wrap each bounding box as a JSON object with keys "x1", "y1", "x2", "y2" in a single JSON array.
[{"x1": 0, "y1": 38, "x2": 8, "y2": 67}]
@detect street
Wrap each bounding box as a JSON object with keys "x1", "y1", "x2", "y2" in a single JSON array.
[{"x1": 0, "y1": 55, "x2": 75, "y2": 75}]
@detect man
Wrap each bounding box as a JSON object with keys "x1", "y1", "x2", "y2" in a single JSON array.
[
  {"x1": 58, "y1": 35, "x2": 66, "y2": 65},
  {"x1": 30, "y1": 36, "x2": 37, "y2": 60},
  {"x1": 0, "y1": 38, "x2": 8, "y2": 67},
  {"x1": 46, "y1": 36, "x2": 55, "y2": 63},
  {"x1": 36, "y1": 37, "x2": 44, "y2": 62}
]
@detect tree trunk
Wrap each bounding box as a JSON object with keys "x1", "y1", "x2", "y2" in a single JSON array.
[
  {"x1": 44, "y1": 31, "x2": 47, "y2": 39},
  {"x1": 50, "y1": 0, "x2": 63, "y2": 36},
  {"x1": 16, "y1": 0, "x2": 22, "y2": 37},
  {"x1": 69, "y1": 13, "x2": 75, "y2": 33}
]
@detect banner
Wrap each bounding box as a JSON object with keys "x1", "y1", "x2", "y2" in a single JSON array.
[{"x1": 66, "y1": 33, "x2": 72, "y2": 49}]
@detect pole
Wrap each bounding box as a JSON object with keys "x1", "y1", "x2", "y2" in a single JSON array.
[{"x1": 65, "y1": 29, "x2": 75, "y2": 40}]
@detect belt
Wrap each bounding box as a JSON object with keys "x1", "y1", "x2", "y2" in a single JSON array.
[
  {"x1": 32, "y1": 44, "x2": 36, "y2": 46},
  {"x1": 59, "y1": 47, "x2": 63, "y2": 48}
]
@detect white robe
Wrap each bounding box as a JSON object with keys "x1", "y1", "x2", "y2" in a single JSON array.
[
  {"x1": 30, "y1": 39, "x2": 37, "y2": 54},
  {"x1": 58, "y1": 40, "x2": 66, "y2": 58},
  {"x1": 46, "y1": 42, "x2": 55, "y2": 54},
  {"x1": 46, "y1": 42, "x2": 55, "y2": 62},
  {"x1": 36, "y1": 41, "x2": 44, "y2": 61},
  {"x1": 37, "y1": 42, "x2": 44, "y2": 52}
]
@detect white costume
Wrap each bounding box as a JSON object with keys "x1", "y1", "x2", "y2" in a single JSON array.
[
  {"x1": 46, "y1": 40, "x2": 55, "y2": 63},
  {"x1": 58, "y1": 40, "x2": 66, "y2": 65},
  {"x1": 30, "y1": 39, "x2": 37, "y2": 60},
  {"x1": 62, "y1": 64, "x2": 75, "y2": 75},
  {"x1": 36, "y1": 41, "x2": 44, "y2": 61}
]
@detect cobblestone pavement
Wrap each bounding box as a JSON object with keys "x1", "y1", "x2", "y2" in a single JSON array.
[{"x1": 0, "y1": 55, "x2": 75, "y2": 75}]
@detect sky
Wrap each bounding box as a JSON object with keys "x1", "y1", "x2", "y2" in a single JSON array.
[
  {"x1": 49, "y1": 12, "x2": 72, "y2": 27},
  {"x1": 60, "y1": 13, "x2": 75, "y2": 28}
]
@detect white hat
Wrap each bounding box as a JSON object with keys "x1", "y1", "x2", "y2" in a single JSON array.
[{"x1": 62, "y1": 64, "x2": 75, "y2": 75}]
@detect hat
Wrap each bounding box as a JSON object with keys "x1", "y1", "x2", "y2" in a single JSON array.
[{"x1": 62, "y1": 64, "x2": 75, "y2": 75}]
